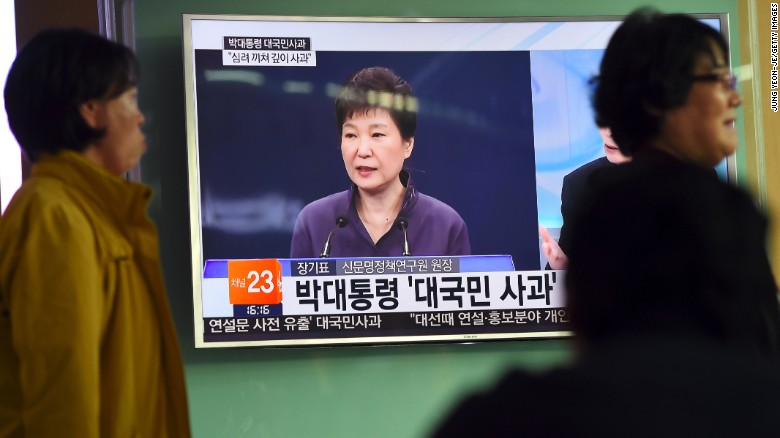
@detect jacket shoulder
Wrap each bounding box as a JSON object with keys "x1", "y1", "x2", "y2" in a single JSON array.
[{"x1": 564, "y1": 156, "x2": 611, "y2": 183}]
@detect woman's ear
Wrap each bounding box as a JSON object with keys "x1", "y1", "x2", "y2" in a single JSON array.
[
  {"x1": 78, "y1": 99, "x2": 105, "y2": 129},
  {"x1": 403, "y1": 137, "x2": 414, "y2": 158}
]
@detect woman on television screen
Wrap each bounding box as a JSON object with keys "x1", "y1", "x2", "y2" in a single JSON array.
[{"x1": 289, "y1": 66, "x2": 471, "y2": 258}]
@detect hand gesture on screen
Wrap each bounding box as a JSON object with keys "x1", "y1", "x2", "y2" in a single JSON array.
[{"x1": 539, "y1": 225, "x2": 568, "y2": 270}]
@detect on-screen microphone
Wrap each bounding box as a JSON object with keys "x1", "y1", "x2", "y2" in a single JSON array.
[
  {"x1": 320, "y1": 215, "x2": 349, "y2": 258},
  {"x1": 395, "y1": 216, "x2": 411, "y2": 256}
]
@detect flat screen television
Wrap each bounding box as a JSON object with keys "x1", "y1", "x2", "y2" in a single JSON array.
[{"x1": 182, "y1": 13, "x2": 731, "y2": 348}]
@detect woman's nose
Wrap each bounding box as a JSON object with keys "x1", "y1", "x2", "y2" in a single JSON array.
[
  {"x1": 357, "y1": 137, "x2": 372, "y2": 157},
  {"x1": 729, "y1": 89, "x2": 742, "y2": 108}
]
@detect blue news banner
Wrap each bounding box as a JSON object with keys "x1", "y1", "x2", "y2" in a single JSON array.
[{"x1": 199, "y1": 255, "x2": 570, "y2": 346}]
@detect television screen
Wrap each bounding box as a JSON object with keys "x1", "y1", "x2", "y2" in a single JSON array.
[{"x1": 183, "y1": 14, "x2": 730, "y2": 348}]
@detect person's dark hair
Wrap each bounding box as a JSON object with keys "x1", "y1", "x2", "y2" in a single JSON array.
[
  {"x1": 565, "y1": 161, "x2": 780, "y2": 365},
  {"x1": 591, "y1": 8, "x2": 729, "y2": 156},
  {"x1": 334, "y1": 66, "x2": 417, "y2": 140},
  {"x1": 4, "y1": 28, "x2": 139, "y2": 162}
]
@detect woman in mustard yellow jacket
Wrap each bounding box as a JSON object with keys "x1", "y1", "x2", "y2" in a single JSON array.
[{"x1": 0, "y1": 29, "x2": 190, "y2": 436}]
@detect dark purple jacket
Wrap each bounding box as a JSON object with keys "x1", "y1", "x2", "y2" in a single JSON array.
[{"x1": 289, "y1": 172, "x2": 471, "y2": 258}]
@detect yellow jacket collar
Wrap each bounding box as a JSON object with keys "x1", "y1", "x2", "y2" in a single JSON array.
[{"x1": 32, "y1": 150, "x2": 152, "y2": 224}]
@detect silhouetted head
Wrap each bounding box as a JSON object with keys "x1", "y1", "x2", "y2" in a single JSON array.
[
  {"x1": 592, "y1": 9, "x2": 737, "y2": 167},
  {"x1": 4, "y1": 28, "x2": 139, "y2": 162}
]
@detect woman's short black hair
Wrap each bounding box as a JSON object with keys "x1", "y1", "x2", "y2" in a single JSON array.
[
  {"x1": 334, "y1": 66, "x2": 417, "y2": 140},
  {"x1": 591, "y1": 8, "x2": 729, "y2": 156},
  {"x1": 4, "y1": 28, "x2": 139, "y2": 162}
]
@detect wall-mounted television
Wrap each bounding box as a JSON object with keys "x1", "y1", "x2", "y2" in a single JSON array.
[{"x1": 182, "y1": 13, "x2": 730, "y2": 348}]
